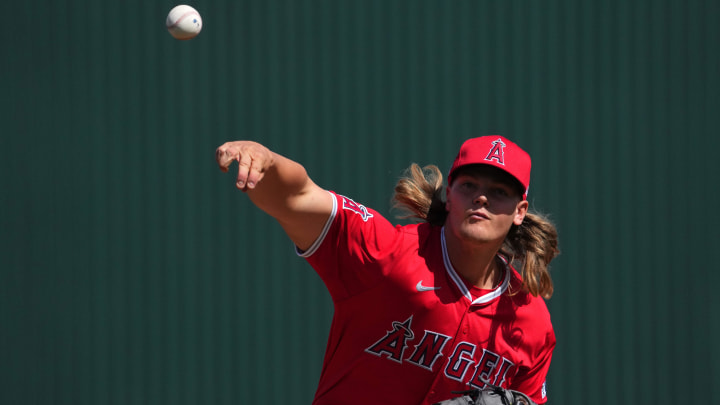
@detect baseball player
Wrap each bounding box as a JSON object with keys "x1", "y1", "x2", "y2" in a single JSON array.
[{"x1": 215, "y1": 136, "x2": 559, "y2": 405}]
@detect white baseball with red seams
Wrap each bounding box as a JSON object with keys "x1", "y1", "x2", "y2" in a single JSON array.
[{"x1": 166, "y1": 5, "x2": 202, "y2": 40}]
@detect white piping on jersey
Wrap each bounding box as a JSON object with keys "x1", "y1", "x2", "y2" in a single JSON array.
[
  {"x1": 440, "y1": 227, "x2": 510, "y2": 305},
  {"x1": 296, "y1": 190, "x2": 338, "y2": 258}
]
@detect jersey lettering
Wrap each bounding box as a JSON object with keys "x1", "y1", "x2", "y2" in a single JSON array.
[
  {"x1": 366, "y1": 318, "x2": 517, "y2": 390},
  {"x1": 407, "y1": 331, "x2": 451, "y2": 371},
  {"x1": 468, "y1": 349, "x2": 500, "y2": 387},
  {"x1": 469, "y1": 349, "x2": 517, "y2": 389},
  {"x1": 444, "y1": 342, "x2": 476, "y2": 382},
  {"x1": 493, "y1": 357, "x2": 515, "y2": 388},
  {"x1": 341, "y1": 196, "x2": 374, "y2": 222},
  {"x1": 484, "y1": 138, "x2": 506, "y2": 165},
  {"x1": 365, "y1": 316, "x2": 414, "y2": 363}
]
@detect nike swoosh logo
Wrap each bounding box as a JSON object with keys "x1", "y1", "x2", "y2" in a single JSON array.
[{"x1": 416, "y1": 281, "x2": 441, "y2": 292}]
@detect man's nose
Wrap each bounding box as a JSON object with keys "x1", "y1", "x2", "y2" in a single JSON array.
[{"x1": 474, "y1": 193, "x2": 488, "y2": 206}]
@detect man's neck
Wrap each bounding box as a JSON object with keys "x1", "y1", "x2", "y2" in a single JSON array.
[{"x1": 443, "y1": 228, "x2": 504, "y2": 289}]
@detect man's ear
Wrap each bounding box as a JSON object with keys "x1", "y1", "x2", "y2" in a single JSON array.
[{"x1": 514, "y1": 200, "x2": 529, "y2": 225}]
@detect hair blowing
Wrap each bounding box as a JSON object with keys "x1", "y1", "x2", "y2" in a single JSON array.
[{"x1": 392, "y1": 164, "x2": 559, "y2": 299}]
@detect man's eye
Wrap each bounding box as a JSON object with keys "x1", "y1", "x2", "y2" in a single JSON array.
[{"x1": 493, "y1": 187, "x2": 509, "y2": 196}]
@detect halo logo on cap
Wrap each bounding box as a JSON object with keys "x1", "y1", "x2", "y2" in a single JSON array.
[{"x1": 484, "y1": 138, "x2": 507, "y2": 165}]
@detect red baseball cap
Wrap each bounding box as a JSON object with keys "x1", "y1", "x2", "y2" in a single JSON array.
[{"x1": 448, "y1": 136, "x2": 532, "y2": 200}]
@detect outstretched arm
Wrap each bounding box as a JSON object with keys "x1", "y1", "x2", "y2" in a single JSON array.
[{"x1": 216, "y1": 141, "x2": 334, "y2": 251}]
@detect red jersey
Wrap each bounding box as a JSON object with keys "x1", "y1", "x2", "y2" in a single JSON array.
[{"x1": 299, "y1": 192, "x2": 555, "y2": 405}]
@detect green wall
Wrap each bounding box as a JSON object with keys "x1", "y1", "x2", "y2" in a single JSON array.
[{"x1": 2, "y1": 0, "x2": 718, "y2": 403}]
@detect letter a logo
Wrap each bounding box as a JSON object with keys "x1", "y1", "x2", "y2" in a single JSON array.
[
  {"x1": 365, "y1": 316, "x2": 415, "y2": 364},
  {"x1": 484, "y1": 139, "x2": 506, "y2": 166}
]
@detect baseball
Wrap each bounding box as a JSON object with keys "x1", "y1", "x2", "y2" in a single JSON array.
[{"x1": 166, "y1": 5, "x2": 202, "y2": 40}]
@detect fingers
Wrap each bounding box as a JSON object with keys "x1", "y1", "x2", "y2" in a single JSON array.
[
  {"x1": 215, "y1": 141, "x2": 269, "y2": 190},
  {"x1": 215, "y1": 142, "x2": 236, "y2": 173},
  {"x1": 244, "y1": 156, "x2": 265, "y2": 189},
  {"x1": 236, "y1": 152, "x2": 252, "y2": 189}
]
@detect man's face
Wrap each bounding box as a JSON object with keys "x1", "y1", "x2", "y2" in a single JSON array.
[{"x1": 445, "y1": 166, "x2": 528, "y2": 246}]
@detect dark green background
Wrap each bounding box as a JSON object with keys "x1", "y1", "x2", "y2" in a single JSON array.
[{"x1": 2, "y1": 0, "x2": 718, "y2": 403}]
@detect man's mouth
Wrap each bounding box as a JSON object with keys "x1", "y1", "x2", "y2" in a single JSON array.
[{"x1": 468, "y1": 211, "x2": 490, "y2": 220}]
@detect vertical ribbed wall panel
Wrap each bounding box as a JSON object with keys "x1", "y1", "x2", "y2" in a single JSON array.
[{"x1": 1, "y1": 1, "x2": 718, "y2": 404}]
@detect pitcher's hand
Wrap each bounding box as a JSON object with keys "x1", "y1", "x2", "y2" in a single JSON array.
[{"x1": 216, "y1": 141, "x2": 275, "y2": 190}]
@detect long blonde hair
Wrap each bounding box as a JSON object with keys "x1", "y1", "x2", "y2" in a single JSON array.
[{"x1": 392, "y1": 164, "x2": 559, "y2": 299}]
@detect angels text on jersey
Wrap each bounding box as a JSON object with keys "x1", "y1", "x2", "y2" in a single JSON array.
[{"x1": 365, "y1": 316, "x2": 515, "y2": 389}]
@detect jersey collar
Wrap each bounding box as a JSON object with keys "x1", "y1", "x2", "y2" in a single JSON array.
[{"x1": 440, "y1": 227, "x2": 511, "y2": 306}]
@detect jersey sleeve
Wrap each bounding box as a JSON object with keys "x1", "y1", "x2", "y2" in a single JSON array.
[
  {"x1": 510, "y1": 327, "x2": 556, "y2": 404},
  {"x1": 297, "y1": 191, "x2": 402, "y2": 301}
]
